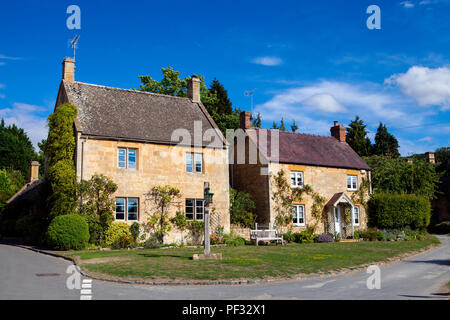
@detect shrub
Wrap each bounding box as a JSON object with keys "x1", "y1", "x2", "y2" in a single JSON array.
[
  {"x1": 294, "y1": 231, "x2": 315, "y2": 244},
  {"x1": 16, "y1": 215, "x2": 47, "y2": 244},
  {"x1": 104, "y1": 222, "x2": 130, "y2": 248},
  {"x1": 144, "y1": 236, "x2": 162, "y2": 249},
  {"x1": 129, "y1": 222, "x2": 141, "y2": 240},
  {"x1": 429, "y1": 221, "x2": 450, "y2": 234},
  {"x1": 210, "y1": 226, "x2": 224, "y2": 245},
  {"x1": 111, "y1": 234, "x2": 135, "y2": 249},
  {"x1": 317, "y1": 233, "x2": 333, "y2": 243},
  {"x1": 223, "y1": 232, "x2": 245, "y2": 247},
  {"x1": 46, "y1": 214, "x2": 89, "y2": 250},
  {"x1": 368, "y1": 194, "x2": 431, "y2": 230},
  {"x1": 358, "y1": 228, "x2": 382, "y2": 241},
  {"x1": 283, "y1": 230, "x2": 296, "y2": 243}
]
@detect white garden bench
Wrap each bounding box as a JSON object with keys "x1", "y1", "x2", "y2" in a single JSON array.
[{"x1": 250, "y1": 224, "x2": 284, "y2": 246}]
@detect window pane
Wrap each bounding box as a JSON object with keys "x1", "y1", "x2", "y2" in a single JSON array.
[
  {"x1": 291, "y1": 173, "x2": 296, "y2": 187},
  {"x1": 354, "y1": 207, "x2": 359, "y2": 224},
  {"x1": 292, "y1": 206, "x2": 298, "y2": 224},
  {"x1": 186, "y1": 153, "x2": 193, "y2": 173},
  {"x1": 115, "y1": 198, "x2": 125, "y2": 220},
  {"x1": 185, "y1": 199, "x2": 194, "y2": 220},
  {"x1": 195, "y1": 153, "x2": 202, "y2": 173},
  {"x1": 297, "y1": 172, "x2": 303, "y2": 186},
  {"x1": 128, "y1": 149, "x2": 136, "y2": 169},
  {"x1": 128, "y1": 198, "x2": 138, "y2": 221},
  {"x1": 347, "y1": 176, "x2": 352, "y2": 189},
  {"x1": 352, "y1": 177, "x2": 357, "y2": 189},
  {"x1": 196, "y1": 200, "x2": 204, "y2": 220},
  {"x1": 118, "y1": 149, "x2": 126, "y2": 168},
  {"x1": 299, "y1": 205, "x2": 304, "y2": 224}
]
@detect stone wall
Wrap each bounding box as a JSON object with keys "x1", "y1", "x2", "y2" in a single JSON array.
[
  {"x1": 230, "y1": 224, "x2": 251, "y2": 241},
  {"x1": 77, "y1": 138, "x2": 230, "y2": 244}
]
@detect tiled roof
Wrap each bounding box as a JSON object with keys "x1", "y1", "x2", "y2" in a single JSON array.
[
  {"x1": 62, "y1": 81, "x2": 226, "y2": 148},
  {"x1": 247, "y1": 128, "x2": 371, "y2": 170},
  {"x1": 6, "y1": 179, "x2": 44, "y2": 206}
]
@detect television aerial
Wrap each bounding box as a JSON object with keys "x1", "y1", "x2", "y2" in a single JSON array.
[
  {"x1": 244, "y1": 89, "x2": 256, "y2": 115},
  {"x1": 70, "y1": 35, "x2": 80, "y2": 61}
]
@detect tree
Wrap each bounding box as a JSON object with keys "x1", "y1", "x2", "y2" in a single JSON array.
[
  {"x1": 144, "y1": 185, "x2": 181, "y2": 243},
  {"x1": 435, "y1": 147, "x2": 450, "y2": 165},
  {"x1": 229, "y1": 188, "x2": 256, "y2": 227},
  {"x1": 291, "y1": 120, "x2": 299, "y2": 133},
  {"x1": 77, "y1": 174, "x2": 118, "y2": 245},
  {"x1": 0, "y1": 119, "x2": 37, "y2": 179},
  {"x1": 207, "y1": 78, "x2": 233, "y2": 115},
  {"x1": 252, "y1": 113, "x2": 262, "y2": 128},
  {"x1": 37, "y1": 139, "x2": 47, "y2": 177},
  {"x1": 0, "y1": 169, "x2": 13, "y2": 208},
  {"x1": 272, "y1": 121, "x2": 279, "y2": 129},
  {"x1": 279, "y1": 118, "x2": 286, "y2": 132},
  {"x1": 46, "y1": 104, "x2": 78, "y2": 216},
  {"x1": 373, "y1": 123, "x2": 399, "y2": 158},
  {"x1": 346, "y1": 116, "x2": 373, "y2": 157},
  {"x1": 364, "y1": 155, "x2": 442, "y2": 201}
]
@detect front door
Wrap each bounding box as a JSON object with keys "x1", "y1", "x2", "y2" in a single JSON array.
[{"x1": 334, "y1": 206, "x2": 341, "y2": 234}]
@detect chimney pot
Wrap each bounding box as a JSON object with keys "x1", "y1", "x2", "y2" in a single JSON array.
[
  {"x1": 62, "y1": 57, "x2": 75, "y2": 82},
  {"x1": 330, "y1": 121, "x2": 346, "y2": 142},
  {"x1": 240, "y1": 111, "x2": 253, "y2": 130},
  {"x1": 29, "y1": 161, "x2": 40, "y2": 183},
  {"x1": 188, "y1": 76, "x2": 201, "y2": 102}
]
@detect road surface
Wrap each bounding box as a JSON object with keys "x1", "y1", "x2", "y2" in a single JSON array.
[{"x1": 0, "y1": 236, "x2": 449, "y2": 300}]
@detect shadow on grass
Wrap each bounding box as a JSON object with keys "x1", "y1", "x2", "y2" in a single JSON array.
[{"x1": 137, "y1": 252, "x2": 192, "y2": 260}]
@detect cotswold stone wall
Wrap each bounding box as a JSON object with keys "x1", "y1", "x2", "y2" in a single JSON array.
[
  {"x1": 76, "y1": 138, "x2": 230, "y2": 244},
  {"x1": 268, "y1": 162, "x2": 370, "y2": 234},
  {"x1": 230, "y1": 225, "x2": 251, "y2": 241}
]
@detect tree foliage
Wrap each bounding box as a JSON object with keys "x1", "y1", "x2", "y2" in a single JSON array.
[
  {"x1": 77, "y1": 173, "x2": 118, "y2": 245},
  {"x1": 46, "y1": 104, "x2": 78, "y2": 216},
  {"x1": 144, "y1": 185, "x2": 181, "y2": 243},
  {"x1": 229, "y1": 188, "x2": 256, "y2": 227},
  {"x1": 373, "y1": 123, "x2": 400, "y2": 158},
  {"x1": 0, "y1": 119, "x2": 37, "y2": 179},
  {"x1": 346, "y1": 116, "x2": 372, "y2": 157},
  {"x1": 364, "y1": 155, "x2": 442, "y2": 201}
]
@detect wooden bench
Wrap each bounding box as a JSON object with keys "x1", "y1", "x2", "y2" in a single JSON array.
[{"x1": 250, "y1": 226, "x2": 284, "y2": 246}]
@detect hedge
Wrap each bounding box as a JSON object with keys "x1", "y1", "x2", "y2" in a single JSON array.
[
  {"x1": 46, "y1": 214, "x2": 89, "y2": 250},
  {"x1": 368, "y1": 194, "x2": 430, "y2": 230}
]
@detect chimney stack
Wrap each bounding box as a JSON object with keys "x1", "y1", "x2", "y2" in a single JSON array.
[
  {"x1": 187, "y1": 76, "x2": 201, "y2": 102},
  {"x1": 29, "y1": 161, "x2": 40, "y2": 183},
  {"x1": 425, "y1": 152, "x2": 435, "y2": 164},
  {"x1": 62, "y1": 57, "x2": 75, "y2": 82},
  {"x1": 240, "y1": 111, "x2": 253, "y2": 130},
  {"x1": 330, "y1": 121, "x2": 346, "y2": 142}
]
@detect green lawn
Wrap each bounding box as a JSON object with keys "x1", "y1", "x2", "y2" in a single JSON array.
[{"x1": 65, "y1": 238, "x2": 439, "y2": 282}]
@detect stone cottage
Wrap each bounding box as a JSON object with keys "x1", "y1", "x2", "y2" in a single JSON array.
[
  {"x1": 54, "y1": 58, "x2": 230, "y2": 243},
  {"x1": 232, "y1": 112, "x2": 372, "y2": 238}
]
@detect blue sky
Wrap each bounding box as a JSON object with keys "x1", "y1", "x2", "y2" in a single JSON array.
[{"x1": 0, "y1": 0, "x2": 449, "y2": 155}]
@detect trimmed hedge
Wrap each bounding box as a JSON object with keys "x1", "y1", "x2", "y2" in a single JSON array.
[
  {"x1": 368, "y1": 194, "x2": 430, "y2": 230},
  {"x1": 46, "y1": 214, "x2": 89, "y2": 250}
]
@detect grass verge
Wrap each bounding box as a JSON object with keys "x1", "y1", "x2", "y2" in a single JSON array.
[{"x1": 64, "y1": 237, "x2": 440, "y2": 282}]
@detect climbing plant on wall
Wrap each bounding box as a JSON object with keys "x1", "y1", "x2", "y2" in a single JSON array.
[{"x1": 46, "y1": 104, "x2": 78, "y2": 217}]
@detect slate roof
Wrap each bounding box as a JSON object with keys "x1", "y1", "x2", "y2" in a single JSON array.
[
  {"x1": 6, "y1": 179, "x2": 44, "y2": 206},
  {"x1": 247, "y1": 128, "x2": 371, "y2": 170},
  {"x1": 61, "y1": 81, "x2": 225, "y2": 148}
]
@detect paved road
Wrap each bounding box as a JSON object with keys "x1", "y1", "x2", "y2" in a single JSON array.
[{"x1": 1, "y1": 236, "x2": 449, "y2": 300}]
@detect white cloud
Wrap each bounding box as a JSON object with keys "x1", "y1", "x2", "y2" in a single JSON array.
[
  {"x1": 418, "y1": 136, "x2": 433, "y2": 142},
  {"x1": 303, "y1": 94, "x2": 347, "y2": 113},
  {"x1": 400, "y1": 1, "x2": 415, "y2": 8},
  {"x1": 385, "y1": 66, "x2": 450, "y2": 110},
  {"x1": 0, "y1": 102, "x2": 48, "y2": 149},
  {"x1": 0, "y1": 54, "x2": 22, "y2": 60},
  {"x1": 251, "y1": 56, "x2": 283, "y2": 66}
]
